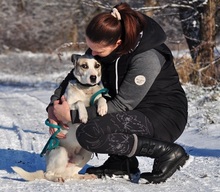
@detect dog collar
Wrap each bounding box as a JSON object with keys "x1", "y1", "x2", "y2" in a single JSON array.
[{"x1": 76, "y1": 80, "x2": 97, "y2": 87}]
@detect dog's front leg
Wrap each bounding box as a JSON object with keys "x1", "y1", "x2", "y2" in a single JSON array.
[
  {"x1": 75, "y1": 101, "x2": 88, "y2": 123},
  {"x1": 97, "y1": 97, "x2": 108, "y2": 116}
]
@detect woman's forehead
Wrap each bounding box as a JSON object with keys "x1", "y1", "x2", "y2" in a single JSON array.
[{"x1": 86, "y1": 37, "x2": 107, "y2": 50}]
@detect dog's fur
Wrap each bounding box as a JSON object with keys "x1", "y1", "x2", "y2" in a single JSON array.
[{"x1": 12, "y1": 54, "x2": 108, "y2": 182}]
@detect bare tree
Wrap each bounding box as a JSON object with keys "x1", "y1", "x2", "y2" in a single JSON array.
[
  {"x1": 139, "y1": 0, "x2": 219, "y2": 86},
  {"x1": 1, "y1": 0, "x2": 219, "y2": 87},
  {"x1": 178, "y1": 0, "x2": 218, "y2": 86},
  {"x1": 178, "y1": 0, "x2": 203, "y2": 62}
]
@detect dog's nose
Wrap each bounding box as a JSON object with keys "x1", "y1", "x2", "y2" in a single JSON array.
[{"x1": 90, "y1": 75, "x2": 97, "y2": 83}]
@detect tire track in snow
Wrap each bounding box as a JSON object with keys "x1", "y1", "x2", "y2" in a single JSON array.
[{"x1": 0, "y1": 91, "x2": 48, "y2": 152}]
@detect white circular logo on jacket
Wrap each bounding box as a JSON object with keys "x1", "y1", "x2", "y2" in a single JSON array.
[{"x1": 134, "y1": 75, "x2": 146, "y2": 85}]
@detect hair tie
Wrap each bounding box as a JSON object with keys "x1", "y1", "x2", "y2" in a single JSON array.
[{"x1": 111, "y1": 8, "x2": 121, "y2": 20}]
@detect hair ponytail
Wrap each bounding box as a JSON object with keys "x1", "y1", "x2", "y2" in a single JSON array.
[
  {"x1": 86, "y1": 3, "x2": 146, "y2": 55},
  {"x1": 115, "y1": 3, "x2": 146, "y2": 54}
]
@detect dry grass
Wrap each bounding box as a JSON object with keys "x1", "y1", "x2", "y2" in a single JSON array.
[
  {"x1": 175, "y1": 55, "x2": 219, "y2": 86},
  {"x1": 175, "y1": 55, "x2": 194, "y2": 84}
]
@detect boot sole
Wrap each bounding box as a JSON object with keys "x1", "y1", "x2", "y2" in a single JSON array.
[
  {"x1": 97, "y1": 170, "x2": 128, "y2": 178},
  {"x1": 141, "y1": 153, "x2": 189, "y2": 184},
  {"x1": 94, "y1": 168, "x2": 140, "y2": 179}
]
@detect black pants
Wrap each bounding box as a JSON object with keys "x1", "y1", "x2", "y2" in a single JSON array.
[{"x1": 76, "y1": 110, "x2": 153, "y2": 156}]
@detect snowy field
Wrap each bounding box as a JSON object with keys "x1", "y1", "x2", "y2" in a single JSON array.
[{"x1": 0, "y1": 52, "x2": 220, "y2": 192}]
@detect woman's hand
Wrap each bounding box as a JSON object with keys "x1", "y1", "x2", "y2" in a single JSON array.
[
  {"x1": 53, "y1": 96, "x2": 71, "y2": 124},
  {"x1": 49, "y1": 124, "x2": 67, "y2": 139},
  {"x1": 48, "y1": 105, "x2": 59, "y2": 125},
  {"x1": 47, "y1": 105, "x2": 64, "y2": 138},
  {"x1": 47, "y1": 96, "x2": 71, "y2": 139}
]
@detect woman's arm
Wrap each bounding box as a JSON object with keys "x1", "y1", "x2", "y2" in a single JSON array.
[
  {"x1": 46, "y1": 69, "x2": 75, "y2": 110},
  {"x1": 47, "y1": 69, "x2": 75, "y2": 138},
  {"x1": 107, "y1": 50, "x2": 165, "y2": 113}
]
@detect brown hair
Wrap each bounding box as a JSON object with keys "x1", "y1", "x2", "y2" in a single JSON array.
[{"x1": 86, "y1": 3, "x2": 146, "y2": 55}]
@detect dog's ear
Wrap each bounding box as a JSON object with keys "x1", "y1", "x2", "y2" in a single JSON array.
[{"x1": 71, "y1": 54, "x2": 81, "y2": 65}]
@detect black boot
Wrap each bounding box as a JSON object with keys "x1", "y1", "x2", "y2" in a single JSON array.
[
  {"x1": 86, "y1": 154, "x2": 140, "y2": 178},
  {"x1": 135, "y1": 136, "x2": 189, "y2": 184}
]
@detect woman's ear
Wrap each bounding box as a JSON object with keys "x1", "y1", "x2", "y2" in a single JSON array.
[{"x1": 116, "y1": 39, "x2": 122, "y2": 47}]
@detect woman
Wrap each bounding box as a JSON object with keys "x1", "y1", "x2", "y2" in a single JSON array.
[{"x1": 47, "y1": 3, "x2": 188, "y2": 184}]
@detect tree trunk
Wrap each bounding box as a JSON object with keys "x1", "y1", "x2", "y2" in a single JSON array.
[
  {"x1": 144, "y1": 0, "x2": 158, "y2": 16},
  {"x1": 195, "y1": 0, "x2": 216, "y2": 86},
  {"x1": 179, "y1": 1, "x2": 202, "y2": 62}
]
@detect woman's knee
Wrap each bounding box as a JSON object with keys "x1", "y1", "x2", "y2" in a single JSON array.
[
  {"x1": 76, "y1": 120, "x2": 101, "y2": 148},
  {"x1": 76, "y1": 121, "x2": 96, "y2": 137}
]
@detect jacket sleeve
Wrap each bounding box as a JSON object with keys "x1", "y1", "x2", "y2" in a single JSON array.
[
  {"x1": 85, "y1": 50, "x2": 165, "y2": 119},
  {"x1": 46, "y1": 69, "x2": 75, "y2": 111},
  {"x1": 107, "y1": 50, "x2": 165, "y2": 113}
]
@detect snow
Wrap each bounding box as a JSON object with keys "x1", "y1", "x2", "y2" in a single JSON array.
[{"x1": 0, "y1": 52, "x2": 220, "y2": 192}]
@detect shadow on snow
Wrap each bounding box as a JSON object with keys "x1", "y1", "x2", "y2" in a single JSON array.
[
  {"x1": 0, "y1": 148, "x2": 46, "y2": 174},
  {"x1": 185, "y1": 146, "x2": 220, "y2": 158}
]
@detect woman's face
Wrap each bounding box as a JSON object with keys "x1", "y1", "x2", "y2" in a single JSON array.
[{"x1": 86, "y1": 36, "x2": 121, "y2": 57}]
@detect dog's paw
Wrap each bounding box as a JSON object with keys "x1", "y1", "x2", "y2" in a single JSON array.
[
  {"x1": 80, "y1": 116, "x2": 88, "y2": 124},
  {"x1": 97, "y1": 105, "x2": 108, "y2": 116},
  {"x1": 97, "y1": 98, "x2": 108, "y2": 116},
  {"x1": 45, "y1": 172, "x2": 65, "y2": 182},
  {"x1": 78, "y1": 174, "x2": 98, "y2": 180},
  {"x1": 79, "y1": 113, "x2": 88, "y2": 123},
  {"x1": 56, "y1": 177, "x2": 65, "y2": 183}
]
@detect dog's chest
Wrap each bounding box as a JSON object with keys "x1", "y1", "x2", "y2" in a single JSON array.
[
  {"x1": 65, "y1": 83, "x2": 101, "y2": 108},
  {"x1": 82, "y1": 88, "x2": 96, "y2": 96},
  {"x1": 76, "y1": 87, "x2": 97, "y2": 104}
]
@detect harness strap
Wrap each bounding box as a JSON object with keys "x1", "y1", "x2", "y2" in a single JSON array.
[
  {"x1": 90, "y1": 88, "x2": 109, "y2": 106},
  {"x1": 40, "y1": 119, "x2": 61, "y2": 157}
]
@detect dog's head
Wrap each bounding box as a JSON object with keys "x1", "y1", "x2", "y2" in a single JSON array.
[{"x1": 71, "y1": 54, "x2": 102, "y2": 85}]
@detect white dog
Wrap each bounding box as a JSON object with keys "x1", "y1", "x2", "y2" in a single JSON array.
[{"x1": 12, "y1": 54, "x2": 108, "y2": 182}]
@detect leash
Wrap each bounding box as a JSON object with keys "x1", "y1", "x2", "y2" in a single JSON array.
[
  {"x1": 90, "y1": 88, "x2": 109, "y2": 106},
  {"x1": 40, "y1": 119, "x2": 61, "y2": 157},
  {"x1": 40, "y1": 88, "x2": 109, "y2": 157}
]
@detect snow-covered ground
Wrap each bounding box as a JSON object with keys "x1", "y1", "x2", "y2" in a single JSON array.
[{"x1": 0, "y1": 52, "x2": 220, "y2": 192}]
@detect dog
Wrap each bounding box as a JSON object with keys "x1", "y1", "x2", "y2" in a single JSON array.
[{"x1": 12, "y1": 54, "x2": 108, "y2": 182}]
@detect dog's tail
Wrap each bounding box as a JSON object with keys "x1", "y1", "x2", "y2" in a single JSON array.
[{"x1": 11, "y1": 166, "x2": 45, "y2": 181}]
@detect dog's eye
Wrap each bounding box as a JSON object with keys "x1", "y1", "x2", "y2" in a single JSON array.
[
  {"x1": 81, "y1": 64, "x2": 88, "y2": 69},
  {"x1": 95, "y1": 63, "x2": 101, "y2": 69}
]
